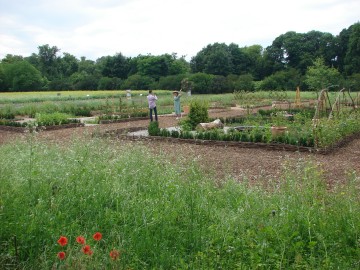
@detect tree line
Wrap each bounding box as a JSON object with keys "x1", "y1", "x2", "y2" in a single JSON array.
[{"x1": 0, "y1": 22, "x2": 359, "y2": 93}]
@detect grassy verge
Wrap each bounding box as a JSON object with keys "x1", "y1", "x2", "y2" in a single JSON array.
[{"x1": 0, "y1": 138, "x2": 359, "y2": 269}]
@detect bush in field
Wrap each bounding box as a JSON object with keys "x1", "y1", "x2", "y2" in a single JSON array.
[
  {"x1": 3, "y1": 61, "x2": 44, "y2": 91},
  {"x1": 35, "y1": 112, "x2": 75, "y2": 126},
  {"x1": 148, "y1": 121, "x2": 160, "y2": 136},
  {"x1": 187, "y1": 99, "x2": 209, "y2": 130},
  {"x1": 158, "y1": 74, "x2": 187, "y2": 90},
  {"x1": 233, "y1": 74, "x2": 255, "y2": 91},
  {"x1": 0, "y1": 105, "x2": 15, "y2": 119}
]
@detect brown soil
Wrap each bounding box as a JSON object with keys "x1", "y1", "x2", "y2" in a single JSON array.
[{"x1": 1, "y1": 108, "x2": 359, "y2": 186}]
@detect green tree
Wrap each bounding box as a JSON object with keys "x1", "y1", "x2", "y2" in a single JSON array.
[
  {"x1": 260, "y1": 68, "x2": 301, "y2": 91},
  {"x1": 210, "y1": 75, "x2": 231, "y2": 93},
  {"x1": 137, "y1": 55, "x2": 170, "y2": 80},
  {"x1": 98, "y1": 77, "x2": 122, "y2": 90},
  {"x1": 346, "y1": 73, "x2": 360, "y2": 91},
  {"x1": 188, "y1": 73, "x2": 213, "y2": 94},
  {"x1": 122, "y1": 74, "x2": 154, "y2": 90},
  {"x1": 78, "y1": 57, "x2": 97, "y2": 74},
  {"x1": 190, "y1": 43, "x2": 233, "y2": 76},
  {"x1": 0, "y1": 64, "x2": 7, "y2": 90},
  {"x1": 168, "y1": 56, "x2": 190, "y2": 75},
  {"x1": 241, "y1": 45, "x2": 265, "y2": 80},
  {"x1": 305, "y1": 58, "x2": 342, "y2": 91},
  {"x1": 101, "y1": 53, "x2": 129, "y2": 79},
  {"x1": 70, "y1": 71, "x2": 99, "y2": 90},
  {"x1": 158, "y1": 74, "x2": 187, "y2": 90},
  {"x1": 37, "y1": 44, "x2": 60, "y2": 79},
  {"x1": 234, "y1": 74, "x2": 255, "y2": 91},
  {"x1": 1, "y1": 54, "x2": 24, "y2": 63},
  {"x1": 264, "y1": 31, "x2": 337, "y2": 75},
  {"x1": 344, "y1": 22, "x2": 360, "y2": 75},
  {"x1": 3, "y1": 61, "x2": 43, "y2": 91},
  {"x1": 58, "y1": 52, "x2": 79, "y2": 77}
]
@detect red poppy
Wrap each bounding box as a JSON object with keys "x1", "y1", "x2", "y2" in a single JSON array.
[
  {"x1": 82, "y1": 245, "x2": 92, "y2": 255},
  {"x1": 57, "y1": 236, "x2": 68, "y2": 247},
  {"x1": 109, "y1": 249, "x2": 120, "y2": 260},
  {"x1": 57, "y1": 251, "x2": 66, "y2": 260},
  {"x1": 93, "y1": 232, "x2": 102, "y2": 241},
  {"x1": 76, "y1": 236, "x2": 85, "y2": 245}
]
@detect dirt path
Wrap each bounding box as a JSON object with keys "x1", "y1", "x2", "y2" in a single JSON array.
[{"x1": 1, "y1": 108, "x2": 359, "y2": 186}]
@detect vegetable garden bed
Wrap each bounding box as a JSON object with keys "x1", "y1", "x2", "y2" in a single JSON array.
[
  {"x1": 120, "y1": 129, "x2": 360, "y2": 155},
  {"x1": 0, "y1": 122, "x2": 85, "y2": 133}
]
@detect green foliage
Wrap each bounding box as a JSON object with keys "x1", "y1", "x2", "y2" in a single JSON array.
[
  {"x1": 233, "y1": 74, "x2": 255, "y2": 91},
  {"x1": 122, "y1": 74, "x2": 154, "y2": 90},
  {"x1": 3, "y1": 61, "x2": 44, "y2": 91},
  {"x1": 148, "y1": 121, "x2": 160, "y2": 136},
  {"x1": 178, "y1": 118, "x2": 193, "y2": 132},
  {"x1": 97, "y1": 77, "x2": 122, "y2": 90},
  {"x1": 344, "y1": 22, "x2": 360, "y2": 75},
  {"x1": 188, "y1": 99, "x2": 209, "y2": 129},
  {"x1": 260, "y1": 68, "x2": 301, "y2": 91},
  {"x1": 0, "y1": 119, "x2": 27, "y2": 127},
  {"x1": 35, "y1": 112, "x2": 75, "y2": 126},
  {"x1": 188, "y1": 72, "x2": 213, "y2": 94},
  {"x1": 0, "y1": 105, "x2": 15, "y2": 119},
  {"x1": 305, "y1": 58, "x2": 342, "y2": 91},
  {"x1": 314, "y1": 110, "x2": 360, "y2": 148},
  {"x1": 158, "y1": 74, "x2": 187, "y2": 90}
]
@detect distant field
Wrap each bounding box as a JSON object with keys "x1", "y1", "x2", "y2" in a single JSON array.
[{"x1": 0, "y1": 90, "x2": 318, "y2": 104}]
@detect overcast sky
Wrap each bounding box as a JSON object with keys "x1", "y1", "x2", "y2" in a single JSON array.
[{"x1": 0, "y1": 0, "x2": 359, "y2": 61}]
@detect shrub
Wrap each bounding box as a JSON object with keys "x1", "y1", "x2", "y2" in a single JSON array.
[
  {"x1": 148, "y1": 121, "x2": 160, "y2": 136},
  {"x1": 188, "y1": 100, "x2": 209, "y2": 129},
  {"x1": 160, "y1": 128, "x2": 171, "y2": 137},
  {"x1": 0, "y1": 106, "x2": 16, "y2": 119},
  {"x1": 170, "y1": 130, "x2": 180, "y2": 138},
  {"x1": 35, "y1": 112, "x2": 75, "y2": 126}
]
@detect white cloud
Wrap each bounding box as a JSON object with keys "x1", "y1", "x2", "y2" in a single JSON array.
[{"x1": 0, "y1": 0, "x2": 359, "y2": 61}]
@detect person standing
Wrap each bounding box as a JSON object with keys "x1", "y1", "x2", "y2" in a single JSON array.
[
  {"x1": 147, "y1": 90, "x2": 158, "y2": 121},
  {"x1": 173, "y1": 89, "x2": 182, "y2": 119}
]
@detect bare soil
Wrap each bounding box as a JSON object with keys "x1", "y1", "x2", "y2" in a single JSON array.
[{"x1": 1, "y1": 108, "x2": 359, "y2": 186}]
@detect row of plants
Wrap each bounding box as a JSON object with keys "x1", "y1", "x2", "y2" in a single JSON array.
[
  {"x1": 149, "y1": 122, "x2": 315, "y2": 147},
  {"x1": 98, "y1": 111, "x2": 148, "y2": 121},
  {"x1": 0, "y1": 119, "x2": 27, "y2": 127},
  {"x1": 314, "y1": 110, "x2": 360, "y2": 147},
  {"x1": 0, "y1": 112, "x2": 80, "y2": 127},
  {"x1": 35, "y1": 112, "x2": 80, "y2": 126}
]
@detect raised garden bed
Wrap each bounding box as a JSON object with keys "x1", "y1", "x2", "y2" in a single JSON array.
[
  {"x1": 0, "y1": 123, "x2": 85, "y2": 133},
  {"x1": 119, "y1": 129, "x2": 360, "y2": 155},
  {"x1": 99, "y1": 117, "x2": 149, "y2": 124}
]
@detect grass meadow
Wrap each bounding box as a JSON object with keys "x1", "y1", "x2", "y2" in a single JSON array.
[{"x1": 1, "y1": 136, "x2": 360, "y2": 269}]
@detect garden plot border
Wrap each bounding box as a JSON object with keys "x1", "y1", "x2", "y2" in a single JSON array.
[
  {"x1": 98, "y1": 127, "x2": 360, "y2": 155},
  {"x1": 99, "y1": 117, "x2": 149, "y2": 124},
  {"x1": 0, "y1": 123, "x2": 85, "y2": 133}
]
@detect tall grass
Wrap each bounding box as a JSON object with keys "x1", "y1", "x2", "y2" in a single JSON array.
[{"x1": 0, "y1": 138, "x2": 360, "y2": 269}]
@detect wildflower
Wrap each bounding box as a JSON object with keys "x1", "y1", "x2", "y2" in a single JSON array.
[
  {"x1": 57, "y1": 251, "x2": 66, "y2": 260},
  {"x1": 109, "y1": 249, "x2": 120, "y2": 260},
  {"x1": 93, "y1": 232, "x2": 102, "y2": 241},
  {"x1": 82, "y1": 245, "x2": 92, "y2": 255},
  {"x1": 76, "y1": 236, "x2": 86, "y2": 245},
  {"x1": 57, "y1": 236, "x2": 68, "y2": 247}
]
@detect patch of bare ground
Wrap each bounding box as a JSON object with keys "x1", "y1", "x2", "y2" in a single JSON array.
[{"x1": 1, "y1": 108, "x2": 359, "y2": 187}]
